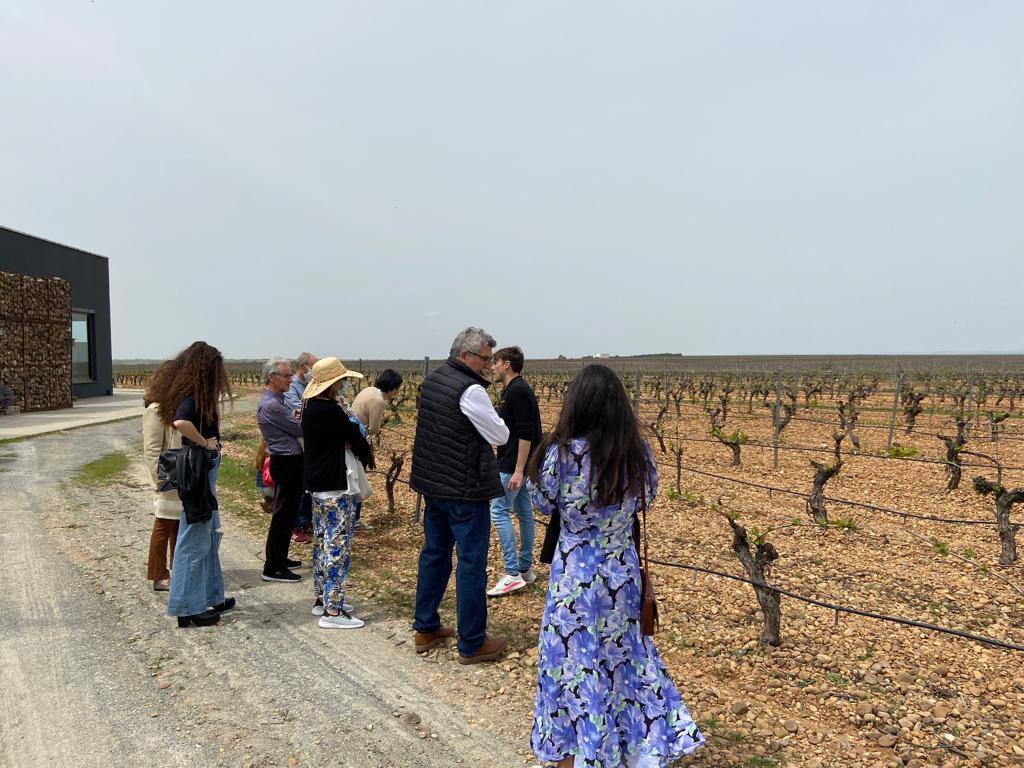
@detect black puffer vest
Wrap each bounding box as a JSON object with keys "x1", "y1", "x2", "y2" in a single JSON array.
[{"x1": 410, "y1": 357, "x2": 504, "y2": 502}]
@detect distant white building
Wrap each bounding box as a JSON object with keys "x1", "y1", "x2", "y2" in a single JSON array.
[{"x1": 594, "y1": 352, "x2": 611, "y2": 359}]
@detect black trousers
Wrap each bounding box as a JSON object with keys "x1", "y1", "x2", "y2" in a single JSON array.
[{"x1": 266, "y1": 454, "x2": 304, "y2": 573}]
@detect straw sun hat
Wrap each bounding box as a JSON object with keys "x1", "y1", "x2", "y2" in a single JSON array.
[{"x1": 301, "y1": 357, "x2": 364, "y2": 400}]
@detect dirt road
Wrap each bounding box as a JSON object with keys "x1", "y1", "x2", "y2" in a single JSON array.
[{"x1": 0, "y1": 419, "x2": 533, "y2": 768}]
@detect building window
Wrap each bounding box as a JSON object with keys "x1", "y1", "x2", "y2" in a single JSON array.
[{"x1": 71, "y1": 311, "x2": 94, "y2": 383}]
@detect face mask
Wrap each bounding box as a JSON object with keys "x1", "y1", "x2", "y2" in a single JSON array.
[
  {"x1": 303, "y1": 370, "x2": 313, "y2": 384},
  {"x1": 340, "y1": 381, "x2": 352, "y2": 397}
]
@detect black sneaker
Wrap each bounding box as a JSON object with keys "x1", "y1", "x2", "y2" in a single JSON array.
[
  {"x1": 262, "y1": 569, "x2": 302, "y2": 583},
  {"x1": 286, "y1": 558, "x2": 303, "y2": 568}
]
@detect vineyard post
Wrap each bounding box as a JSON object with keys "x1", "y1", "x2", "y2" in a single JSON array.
[
  {"x1": 772, "y1": 368, "x2": 782, "y2": 469},
  {"x1": 633, "y1": 372, "x2": 641, "y2": 413},
  {"x1": 423, "y1": 356, "x2": 430, "y2": 378},
  {"x1": 887, "y1": 359, "x2": 902, "y2": 450}
]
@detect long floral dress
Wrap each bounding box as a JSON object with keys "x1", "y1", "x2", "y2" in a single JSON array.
[{"x1": 529, "y1": 439, "x2": 704, "y2": 768}]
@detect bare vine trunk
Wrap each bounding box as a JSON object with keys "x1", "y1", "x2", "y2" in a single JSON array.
[
  {"x1": 973, "y1": 477, "x2": 1021, "y2": 566},
  {"x1": 384, "y1": 452, "x2": 405, "y2": 519},
  {"x1": 806, "y1": 433, "x2": 844, "y2": 524},
  {"x1": 728, "y1": 518, "x2": 782, "y2": 646}
]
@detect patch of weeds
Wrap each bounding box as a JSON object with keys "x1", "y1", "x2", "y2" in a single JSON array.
[
  {"x1": 828, "y1": 517, "x2": 859, "y2": 531},
  {"x1": 73, "y1": 451, "x2": 130, "y2": 486},
  {"x1": 726, "y1": 730, "x2": 748, "y2": 744},
  {"x1": 961, "y1": 548, "x2": 975, "y2": 560},
  {"x1": 665, "y1": 488, "x2": 680, "y2": 502},
  {"x1": 931, "y1": 539, "x2": 949, "y2": 556},
  {"x1": 825, "y1": 672, "x2": 850, "y2": 688},
  {"x1": 886, "y1": 443, "x2": 918, "y2": 459},
  {"x1": 699, "y1": 715, "x2": 722, "y2": 735},
  {"x1": 857, "y1": 643, "x2": 876, "y2": 661},
  {"x1": 745, "y1": 758, "x2": 780, "y2": 768}
]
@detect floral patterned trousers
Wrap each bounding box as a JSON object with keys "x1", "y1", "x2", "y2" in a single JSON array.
[{"x1": 311, "y1": 493, "x2": 358, "y2": 612}]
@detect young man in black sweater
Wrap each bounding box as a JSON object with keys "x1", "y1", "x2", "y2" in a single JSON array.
[{"x1": 486, "y1": 346, "x2": 543, "y2": 597}]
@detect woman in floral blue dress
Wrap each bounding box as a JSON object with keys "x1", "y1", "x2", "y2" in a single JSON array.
[{"x1": 528, "y1": 365, "x2": 703, "y2": 768}]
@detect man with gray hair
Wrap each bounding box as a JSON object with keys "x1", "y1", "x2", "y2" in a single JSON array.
[
  {"x1": 410, "y1": 327, "x2": 510, "y2": 664},
  {"x1": 256, "y1": 357, "x2": 304, "y2": 583},
  {"x1": 284, "y1": 351, "x2": 318, "y2": 543},
  {"x1": 284, "y1": 352, "x2": 318, "y2": 413}
]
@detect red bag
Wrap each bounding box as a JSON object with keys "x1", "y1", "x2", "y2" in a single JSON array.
[{"x1": 261, "y1": 456, "x2": 275, "y2": 488}]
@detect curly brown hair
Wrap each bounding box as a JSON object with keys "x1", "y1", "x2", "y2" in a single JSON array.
[{"x1": 146, "y1": 341, "x2": 232, "y2": 427}]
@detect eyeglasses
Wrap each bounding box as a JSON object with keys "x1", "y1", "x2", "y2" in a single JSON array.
[{"x1": 468, "y1": 352, "x2": 491, "y2": 363}]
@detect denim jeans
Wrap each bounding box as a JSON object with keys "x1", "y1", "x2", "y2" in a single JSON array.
[
  {"x1": 166, "y1": 455, "x2": 224, "y2": 617},
  {"x1": 413, "y1": 497, "x2": 490, "y2": 655},
  {"x1": 489, "y1": 472, "x2": 535, "y2": 577},
  {"x1": 294, "y1": 490, "x2": 312, "y2": 530}
]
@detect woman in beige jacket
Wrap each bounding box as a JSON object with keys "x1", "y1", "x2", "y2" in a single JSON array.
[{"x1": 143, "y1": 400, "x2": 182, "y2": 591}]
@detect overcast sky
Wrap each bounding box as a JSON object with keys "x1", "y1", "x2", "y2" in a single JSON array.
[{"x1": 2, "y1": 2, "x2": 1021, "y2": 360}]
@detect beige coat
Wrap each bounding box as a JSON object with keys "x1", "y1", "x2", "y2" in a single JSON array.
[
  {"x1": 352, "y1": 386, "x2": 387, "y2": 437},
  {"x1": 142, "y1": 402, "x2": 183, "y2": 520}
]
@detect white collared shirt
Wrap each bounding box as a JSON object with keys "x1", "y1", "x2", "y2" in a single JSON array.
[{"x1": 459, "y1": 385, "x2": 510, "y2": 446}]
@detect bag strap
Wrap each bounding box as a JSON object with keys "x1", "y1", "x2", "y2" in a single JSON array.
[{"x1": 639, "y1": 474, "x2": 650, "y2": 574}]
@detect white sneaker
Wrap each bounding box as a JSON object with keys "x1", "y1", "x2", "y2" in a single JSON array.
[
  {"x1": 487, "y1": 573, "x2": 527, "y2": 597},
  {"x1": 312, "y1": 601, "x2": 353, "y2": 616},
  {"x1": 522, "y1": 568, "x2": 537, "y2": 585},
  {"x1": 319, "y1": 611, "x2": 364, "y2": 629}
]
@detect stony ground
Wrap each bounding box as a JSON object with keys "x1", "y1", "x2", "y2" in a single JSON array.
[{"x1": 214, "y1": 388, "x2": 1024, "y2": 768}]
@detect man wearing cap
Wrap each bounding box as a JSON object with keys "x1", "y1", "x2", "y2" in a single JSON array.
[
  {"x1": 257, "y1": 357, "x2": 305, "y2": 583},
  {"x1": 410, "y1": 327, "x2": 510, "y2": 664}
]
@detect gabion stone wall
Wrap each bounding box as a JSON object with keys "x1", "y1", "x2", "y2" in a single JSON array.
[{"x1": 0, "y1": 270, "x2": 73, "y2": 412}]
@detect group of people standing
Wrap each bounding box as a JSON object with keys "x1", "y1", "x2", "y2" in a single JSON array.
[{"x1": 142, "y1": 329, "x2": 704, "y2": 767}]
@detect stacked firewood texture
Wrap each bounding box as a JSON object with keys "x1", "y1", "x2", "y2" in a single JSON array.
[{"x1": 0, "y1": 270, "x2": 73, "y2": 412}]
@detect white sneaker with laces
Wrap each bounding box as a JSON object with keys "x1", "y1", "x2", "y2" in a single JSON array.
[
  {"x1": 318, "y1": 611, "x2": 364, "y2": 629},
  {"x1": 522, "y1": 568, "x2": 537, "y2": 585},
  {"x1": 312, "y1": 601, "x2": 353, "y2": 616},
  {"x1": 487, "y1": 573, "x2": 527, "y2": 597}
]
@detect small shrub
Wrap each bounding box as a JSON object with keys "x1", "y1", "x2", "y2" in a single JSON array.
[{"x1": 886, "y1": 443, "x2": 919, "y2": 459}]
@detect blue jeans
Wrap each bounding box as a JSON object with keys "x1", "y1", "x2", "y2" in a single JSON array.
[
  {"x1": 167, "y1": 455, "x2": 224, "y2": 617},
  {"x1": 489, "y1": 472, "x2": 535, "y2": 577},
  {"x1": 413, "y1": 497, "x2": 489, "y2": 655},
  {"x1": 294, "y1": 491, "x2": 312, "y2": 530}
]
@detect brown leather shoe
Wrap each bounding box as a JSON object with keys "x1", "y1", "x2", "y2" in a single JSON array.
[
  {"x1": 457, "y1": 633, "x2": 508, "y2": 665},
  {"x1": 414, "y1": 625, "x2": 455, "y2": 654}
]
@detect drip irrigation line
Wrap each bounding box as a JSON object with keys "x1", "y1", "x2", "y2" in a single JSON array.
[
  {"x1": 651, "y1": 434, "x2": 1024, "y2": 473},
  {"x1": 655, "y1": 460, "x2": 1008, "y2": 526},
  {"x1": 526, "y1": 516, "x2": 1024, "y2": 653}
]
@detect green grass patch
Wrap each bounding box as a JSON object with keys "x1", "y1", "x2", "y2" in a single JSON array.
[
  {"x1": 215, "y1": 452, "x2": 267, "y2": 530},
  {"x1": 73, "y1": 451, "x2": 131, "y2": 486},
  {"x1": 886, "y1": 443, "x2": 919, "y2": 459}
]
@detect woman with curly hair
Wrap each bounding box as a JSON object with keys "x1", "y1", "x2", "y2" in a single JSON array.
[{"x1": 147, "y1": 341, "x2": 235, "y2": 627}]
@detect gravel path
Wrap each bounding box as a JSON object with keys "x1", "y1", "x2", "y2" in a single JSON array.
[{"x1": 0, "y1": 419, "x2": 531, "y2": 768}]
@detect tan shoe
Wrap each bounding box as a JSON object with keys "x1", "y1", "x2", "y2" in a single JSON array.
[
  {"x1": 414, "y1": 625, "x2": 455, "y2": 654},
  {"x1": 153, "y1": 579, "x2": 170, "y2": 592},
  {"x1": 457, "y1": 634, "x2": 508, "y2": 665}
]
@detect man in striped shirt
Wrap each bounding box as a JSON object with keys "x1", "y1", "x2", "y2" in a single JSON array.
[{"x1": 256, "y1": 357, "x2": 304, "y2": 583}]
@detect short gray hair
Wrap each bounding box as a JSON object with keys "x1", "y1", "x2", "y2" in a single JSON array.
[
  {"x1": 262, "y1": 357, "x2": 291, "y2": 384},
  {"x1": 295, "y1": 352, "x2": 315, "y2": 369},
  {"x1": 449, "y1": 327, "x2": 497, "y2": 358}
]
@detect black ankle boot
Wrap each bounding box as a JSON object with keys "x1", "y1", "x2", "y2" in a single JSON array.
[{"x1": 176, "y1": 609, "x2": 220, "y2": 628}]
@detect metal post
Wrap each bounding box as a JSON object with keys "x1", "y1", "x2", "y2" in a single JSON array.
[
  {"x1": 772, "y1": 368, "x2": 782, "y2": 470},
  {"x1": 423, "y1": 355, "x2": 430, "y2": 379},
  {"x1": 887, "y1": 360, "x2": 902, "y2": 450}
]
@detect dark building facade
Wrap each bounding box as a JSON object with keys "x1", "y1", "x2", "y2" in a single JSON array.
[{"x1": 0, "y1": 226, "x2": 112, "y2": 402}]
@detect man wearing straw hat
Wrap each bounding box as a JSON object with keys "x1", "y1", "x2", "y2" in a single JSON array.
[{"x1": 410, "y1": 327, "x2": 510, "y2": 663}]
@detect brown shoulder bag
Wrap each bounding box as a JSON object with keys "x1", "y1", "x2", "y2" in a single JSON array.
[{"x1": 636, "y1": 477, "x2": 659, "y2": 636}]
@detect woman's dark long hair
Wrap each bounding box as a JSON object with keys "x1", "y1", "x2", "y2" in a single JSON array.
[
  {"x1": 527, "y1": 365, "x2": 649, "y2": 507},
  {"x1": 146, "y1": 341, "x2": 232, "y2": 427}
]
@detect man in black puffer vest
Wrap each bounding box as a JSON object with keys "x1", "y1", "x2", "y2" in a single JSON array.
[{"x1": 411, "y1": 327, "x2": 510, "y2": 663}]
